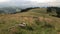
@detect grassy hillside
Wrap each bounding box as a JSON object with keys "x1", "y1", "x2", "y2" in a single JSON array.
[{"x1": 0, "y1": 8, "x2": 60, "y2": 34}]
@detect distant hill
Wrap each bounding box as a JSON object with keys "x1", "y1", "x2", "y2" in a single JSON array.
[
  {"x1": 0, "y1": 7, "x2": 40, "y2": 14},
  {"x1": 0, "y1": 7, "x2": 21, "y2": 14}
]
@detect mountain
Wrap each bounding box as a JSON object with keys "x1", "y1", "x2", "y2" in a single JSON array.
[{"x1": 0, "y1": 7, "x2": 21, "y2": 14}]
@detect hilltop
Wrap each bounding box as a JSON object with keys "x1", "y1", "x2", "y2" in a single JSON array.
[{"x1": 0, "y1": 8, "x2": 60, "y2": 34}]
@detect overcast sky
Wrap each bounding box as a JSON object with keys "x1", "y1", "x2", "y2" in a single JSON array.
[{"x1": 0, "y1": 0, "x2": 60, "y2": 7}]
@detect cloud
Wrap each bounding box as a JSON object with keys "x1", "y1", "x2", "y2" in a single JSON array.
[
  {"x1": 0, "y1": 0, "x2": 10, "y2": 3},
  {"x1": 29, "y1": 0, "x2": 56, "y2": 3},
  {"x1": 0, "y1": 0, "x2": 60, "y2": 7}
]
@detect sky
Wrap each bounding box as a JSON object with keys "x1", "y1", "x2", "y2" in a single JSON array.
[{"x1": 0, "y1": 0, "x2": 60, "y2": 8}]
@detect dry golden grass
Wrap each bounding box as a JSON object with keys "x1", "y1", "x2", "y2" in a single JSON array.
[{"x1": 0, "y1": 8, "x2": 60, "y2": 34}]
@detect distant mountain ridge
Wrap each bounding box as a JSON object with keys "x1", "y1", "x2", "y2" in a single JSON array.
[{"x1": 0, "y1": 7, "x2": 21, "y2": 14}]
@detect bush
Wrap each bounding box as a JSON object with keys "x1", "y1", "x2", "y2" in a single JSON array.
[{"x1": 47, "y1": 7, "x2": 60, "y2": 17}]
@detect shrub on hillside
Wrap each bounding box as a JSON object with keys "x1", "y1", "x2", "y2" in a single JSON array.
[{"x1": 47, "y1": 7, "x2": 60, "y2": 17}]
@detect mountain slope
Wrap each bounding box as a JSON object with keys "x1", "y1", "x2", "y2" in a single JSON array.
[{"x1": 0, "y1": 8, "x2": 60, "y2": 34}]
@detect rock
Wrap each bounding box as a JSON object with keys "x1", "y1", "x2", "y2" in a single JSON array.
[{"x1": 18, "y1": 22, "x2": 26, "y2": 28}]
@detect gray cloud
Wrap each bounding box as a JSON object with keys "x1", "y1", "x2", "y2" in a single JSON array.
[{"x1": 0, "y1": 0, "x2": 60, "y2": 8}]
